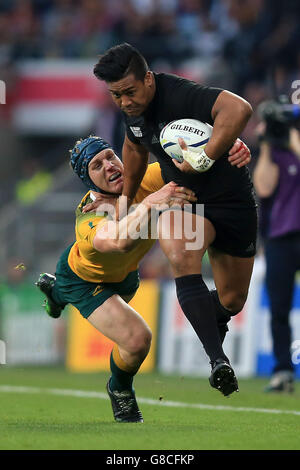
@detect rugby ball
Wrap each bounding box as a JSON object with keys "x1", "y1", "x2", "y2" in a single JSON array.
[{"x1": 160, "y1": 119, "x2": 212, "y2": 163}]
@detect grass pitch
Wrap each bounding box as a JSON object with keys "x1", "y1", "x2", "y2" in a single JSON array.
[{"x1": 0, "y1": 366, "x2": 299, "y2": 450}]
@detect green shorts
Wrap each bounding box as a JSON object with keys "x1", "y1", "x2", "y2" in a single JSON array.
[{"x1": 52, "y1": 244, "x2": 140, "y2": 318}]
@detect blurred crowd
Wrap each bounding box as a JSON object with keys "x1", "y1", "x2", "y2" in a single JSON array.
[
  {"x1": 0, "y1": 0, "x2": 299, "y2": 153},
  {"x1": 0, "y1": 0, "x2": 299, "y2": 93},
  {"x1": 0, "y1": 0, "x2": 300, "y2": 280}
]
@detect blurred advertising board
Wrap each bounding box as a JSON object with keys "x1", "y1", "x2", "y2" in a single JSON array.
[
  {"x1": 1, "y1": 265, "x2": 299, "y2": 378},
  {"x1": 12, "y1": 60, "x2": 108, "y2": 135},
  {"x1": 66, "y1": 280, "x2": 160, "y2": 373},
  {"x1": 0, "y1": 283, "x2": 65, "y2": 364},
  {"x1": 157, "y1": 258, "x2": 282, "y2": 378}
]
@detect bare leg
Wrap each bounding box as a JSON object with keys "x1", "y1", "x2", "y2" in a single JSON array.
[
  {"x1": 208, "y1": 247, "x2": 254, "y2": 313},
  {"x1": 88, "y1": 294, "x2": 152, "y2": 370},
  {"x1": 157, "y1": 211, "x2": 228, "y2": 363}
]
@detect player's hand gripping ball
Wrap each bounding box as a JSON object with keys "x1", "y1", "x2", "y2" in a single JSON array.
[{"x1": 160, "y1": 119, "x2": 214, "y2": 172}]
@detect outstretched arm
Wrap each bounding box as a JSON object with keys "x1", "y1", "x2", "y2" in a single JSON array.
[{"x1": 93, "y1": 182, "x2": 196, "y2": 253}]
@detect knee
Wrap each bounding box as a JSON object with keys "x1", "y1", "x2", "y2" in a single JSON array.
[
  {"x1": 126, "y1": 326, "x2": 152, "y2": 358},
  {"x1": 167, "y1": 250, "x2": 185, "y2": 272},
  {"x1": 220, "y1": 290, "x2": 248, "y2": 314},
  {"x1": 167, "y1": 250, "x2": 202, "y2": 277}
]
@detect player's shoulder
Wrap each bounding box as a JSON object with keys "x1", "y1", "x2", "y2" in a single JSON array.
[
  {"x1": 75, "y1": 192, "x2": 108, "y2": 238},
  {"x1": 141, "y1": 162, "x2": 164, "y2": 189},
  {"x1": 76, "y1": 191, "x2": 92, "y2": 214},
  {"x1": 154, "y1": 72, "x2": 197, "y2": 91},
  {"x1": 75, "y1": 192, "x2": 107, "y2": 223},
  {"x1": 134, "y1": 162, "x2": 164, "y2": 203},
  {"x1": 144, "y1": 162, "x2": 163, "y2": 181},
  {"x1": 154, "y1": 72, "x2": 218, "y2": 107}
]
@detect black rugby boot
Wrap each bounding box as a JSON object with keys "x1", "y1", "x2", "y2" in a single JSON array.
[
  {"x1": 106, "y1": 379, "x2": 143, "y2": 423},
  {"x1": 209, "y1": 358, "x2": 239, "y2": 397}
]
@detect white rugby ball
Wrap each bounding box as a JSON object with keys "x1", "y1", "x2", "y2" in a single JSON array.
[{"x1": 160, "y1": 118, "x2": 212, "y2": 163}]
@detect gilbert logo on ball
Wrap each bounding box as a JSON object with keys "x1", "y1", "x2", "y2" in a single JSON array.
[{"x1": 160, "y1": 118, "x2": 212, "y2": 163}]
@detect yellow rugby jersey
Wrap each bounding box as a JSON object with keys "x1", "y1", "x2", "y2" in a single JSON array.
[{"x1": 68, "y1": 162, "x2": 164, "y2": 283}]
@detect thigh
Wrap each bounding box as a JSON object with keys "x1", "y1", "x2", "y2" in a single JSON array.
[
  {"x1": 205, "y1": 206, "x2": 257, "y2": 259},
  {"x1": 208, "y1": 246, "x2": 254, "y2": 301},
  {"x1": 88, "y1": 294, "x2": 150, "y2": 349},
  {"x1": 157, "y1": 209, "x2": 216, "y2": 276},
  {"x1": 55, "y1": 264, "x2": 139, "y2": 319}
]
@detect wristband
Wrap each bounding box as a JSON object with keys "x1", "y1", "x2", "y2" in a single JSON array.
[{"x1": 181, "y1": 148, "x2": 215, "y2": 173}]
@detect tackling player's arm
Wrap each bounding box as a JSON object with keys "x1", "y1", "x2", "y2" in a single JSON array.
[
  {"x1": 205, "y1": 90, "x2": 253, "y2": 161},
  {"x1": 93, "y1": 182, "x2": 196, "y2": 253},
  {"x1": 93, "y1": 202, "x2": 152, "y2": 253}
]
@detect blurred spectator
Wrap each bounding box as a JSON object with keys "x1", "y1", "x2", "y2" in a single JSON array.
[
  {"x1": 176, "y1": 0, "x2": 224, "y2": 59},
  {"x1": 15, "y1": 157, "x2": 53, "y2": 205},
  {"x1": 42, "y1": 0, "x2": 82, "y2": 58},
  {"x1": 223, "y1": 0, "x2": 268, "y2": 92},
  {"x1": 253, "y1": 118, "x2": 300, "y2": 393},
  {"x1": 223, "y1": 0, "x2": 300, "y2": 93},
  {"x1": 10, "y1": 0, "x2": 44, "y2": 59},
  {"x1": 0, "y1": 11, "x2": 13, "y2": 65},
  {"x1": 239, "y1": 81, "x2": 272, "y2": 166},
  {"x1": 116, "y1": 1, "x2": 189, "y2": 66}
]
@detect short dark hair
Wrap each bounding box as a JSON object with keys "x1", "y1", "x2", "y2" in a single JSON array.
[{"x1": 94, "y1": 43, "x2": 149, "y2": 83}]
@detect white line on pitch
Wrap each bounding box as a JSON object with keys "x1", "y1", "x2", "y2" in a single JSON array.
[{"x1": 0, "y1": 385, "x2": 300, "y2": 417}]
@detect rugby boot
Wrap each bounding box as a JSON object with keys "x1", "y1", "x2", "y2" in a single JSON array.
[
  {"x1": 106, "y1": 379, "x2": 144, "y2": 423},
  {"x1": 264, "y1": 371, "x2": 294, "y2": 393},
  {"x1": 209, "y1": 358, "x2": 239, "y2": 397},
  {"x1": 35, "y1": 273, "x2": 63, "y2": 318}
]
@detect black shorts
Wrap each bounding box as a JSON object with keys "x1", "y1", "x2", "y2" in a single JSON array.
[
  {"x1": 203, "y1": 204, "x2": 258, "y2": 258},
  {"x1": 160, "y1": 203, "x2": 257, "y2": 258}
]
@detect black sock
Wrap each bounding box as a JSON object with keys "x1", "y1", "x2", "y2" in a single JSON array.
[
  {"x1": 210, "y1": 289, "x2": 239, "y2": 344},
  {"x1": 175, "y1": 274, "x2": 228, "y2": 363}
]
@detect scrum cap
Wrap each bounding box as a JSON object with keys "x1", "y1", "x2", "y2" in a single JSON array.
[{"x1": 70, "y1": 136, "x2": 112, "y2": 192}]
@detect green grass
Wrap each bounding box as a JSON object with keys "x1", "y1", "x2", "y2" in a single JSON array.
[{"x1": 0, "y1": 366, "x2": 299, "y2": 450}]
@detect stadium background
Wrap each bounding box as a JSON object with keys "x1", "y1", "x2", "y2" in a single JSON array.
[{"x1": 0, "y1": 0, "x2": 299, "y2": 379}]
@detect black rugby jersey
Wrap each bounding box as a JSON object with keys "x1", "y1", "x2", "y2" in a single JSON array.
[{"x1": 123, "y1": 72, "x2": 256, "y2": 207}]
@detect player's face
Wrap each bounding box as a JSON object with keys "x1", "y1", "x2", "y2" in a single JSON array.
[
  {"x1": 107, "y1": 72, "x2": 155, "y2": 116},
  {"x1": 88, "y1": 148, "x2": 124, "y2": 193}
]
